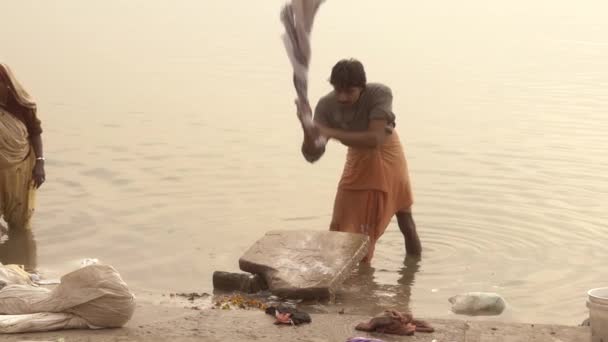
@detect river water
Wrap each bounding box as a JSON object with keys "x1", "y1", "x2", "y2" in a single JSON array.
[{"x1": 1, "y1": 0, "x2": 607, "y2": 325}]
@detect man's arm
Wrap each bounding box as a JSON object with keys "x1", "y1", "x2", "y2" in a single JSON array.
[
  {"x1": 318, "y1": 119, "x2": 392, "y2": 149},
  {"x1": 320, "y1": 84, "x2": 395, "y2": 148}
]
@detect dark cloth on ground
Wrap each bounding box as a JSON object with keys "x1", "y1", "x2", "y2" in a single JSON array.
[
  {"x1": 265, "y1": 305, "x2": 312, "y2": 326},
  {"x1": 355, "y1": 310, "x2": 434, "y2": 336}
]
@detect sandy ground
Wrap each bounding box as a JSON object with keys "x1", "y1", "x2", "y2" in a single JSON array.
[{"x1": 0, "y1": 294, "x2": 591, "y2": 342}]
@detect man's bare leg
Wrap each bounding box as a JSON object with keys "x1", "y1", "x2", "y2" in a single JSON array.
[{"x1": 396, "y1": 211, "x2": 422, "y2": 256}]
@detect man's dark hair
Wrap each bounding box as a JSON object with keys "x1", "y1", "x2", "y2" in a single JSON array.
[{"x1": 329, "y1": 58, "x2": 366, "y2": 89}]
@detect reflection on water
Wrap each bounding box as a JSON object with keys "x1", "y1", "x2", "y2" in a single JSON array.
[
  {"x1": 0, "y1": 225, "x2": 37, "y2": 272},
  {"x1": 336, "y1": 256, "x2": 421, "y2": 315}
]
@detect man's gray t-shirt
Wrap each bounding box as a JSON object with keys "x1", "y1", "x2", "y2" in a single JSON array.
[{"x1": 313, "y1": 83, "x2": 396, "y2": 132}]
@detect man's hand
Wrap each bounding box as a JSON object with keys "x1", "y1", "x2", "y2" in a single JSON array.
[
  {"x1": 32, "y1": 160, "x2": 45, "y2": 188},
  {"x1": 295, "y1": 99, "x2": 326, "y2": 142},
  {"x1": 315, "y1": 119, "x2": 394, "y2": 148},
  {"x1": 296, "y1": 99, "x2": 327, "y2": 162},
  {"x1": 314, "y1": 122, "x2": 334, "y2": 139},
  {"x1": 316, "y1": 121, "x2": 393, "y2": 141},
  {"x1": 294, "y1": 99, "x2": 312, "y2": 125}
]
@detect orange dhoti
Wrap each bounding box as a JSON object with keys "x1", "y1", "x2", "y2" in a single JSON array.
[{"x1": 329, "y1": 132, "x2": 413, "y2": 262}]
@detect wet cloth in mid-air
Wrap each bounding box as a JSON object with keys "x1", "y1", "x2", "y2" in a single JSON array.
[{"x1": 280, "y1": 0, "x2": 327, "y2": 149}]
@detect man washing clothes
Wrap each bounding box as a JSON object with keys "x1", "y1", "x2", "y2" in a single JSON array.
[{"x1": 299, "y1": 59, "x2": 422, "y2": 263}]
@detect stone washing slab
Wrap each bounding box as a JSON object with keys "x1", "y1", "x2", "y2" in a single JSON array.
[{"x1": 239, "y1": 230, "x2": 369, "y2": 300}]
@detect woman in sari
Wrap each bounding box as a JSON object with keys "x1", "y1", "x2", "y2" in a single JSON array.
[{"x1": 0, "y1": 63, "x2": 45, "y2": 229}]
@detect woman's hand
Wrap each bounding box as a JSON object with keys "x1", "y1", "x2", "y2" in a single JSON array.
[{"x1": 32, "y1": 160, "x2": 45, "y2": 188}]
